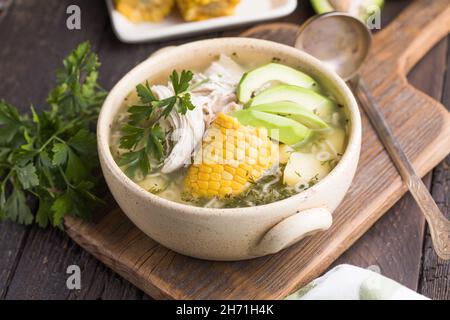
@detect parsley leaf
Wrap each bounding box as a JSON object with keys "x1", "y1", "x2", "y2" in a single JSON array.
[
  {"x1": 35, "y1": 194, "x2": 52, "y2": 228},
  {"x1": 119, "y1": 124, "x2": 145, "y2": 150},
  {"x1": 0, "y1": 41, "x2": 106, "y2": 228},
  {"x1": 0, "y1": 101, "x2": 25, "y2": 144},
  {"x1": 65, "y1": 148, "x2": 89, "y2": 184},
  {"x1": 178, "y1": 92, "x2": 196, "y2": 114},
  {"x1": 67, "y1": 129, "x2": 97, "y2": 156},
  {"x1": 52, "y1": 143, "x2": 69, "y2": 166},
  {"x1": 136, "y1": 82, "x2": 157, "y2": 104},
  {"x1": 159, "y1": 96, "x2": 177, "y2": 118},
  {"x1": 51, "y1": 191, "x2": 72, "y2": 227},
  {"x1": 16, "y1": 163, "x2": 39, "y2": 190},
  {"x1": 128, "y1": 105, "x2": 154, "y2": 125},
  {"x1": 171, "y1": 70, "x2": 193, "y2": 95},
  {"x1": 147, "y1": 125, "x2": 165, "y2": 162},
  {"x1": 117, "y1": 70, "x2": 200, "y2": 178},
  {"x1": 119, "y1": 149, "x2": 150, "y2": 178},
  {"x1": 4, "y1": 185, "x2": 34, "y2": 225}
]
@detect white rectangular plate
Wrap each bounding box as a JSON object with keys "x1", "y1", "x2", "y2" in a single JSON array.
[{"x1": 106, "y1": 0, "x2": 298, "y2": 43}]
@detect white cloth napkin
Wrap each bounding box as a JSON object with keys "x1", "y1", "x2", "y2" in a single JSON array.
[{"x1": 285, "y1": 264, "x2": 429, "y2": 300}]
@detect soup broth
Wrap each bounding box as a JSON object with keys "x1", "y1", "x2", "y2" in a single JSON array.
[{"x1": 110, "y1": 55, "x2": 349, "y2": 208}]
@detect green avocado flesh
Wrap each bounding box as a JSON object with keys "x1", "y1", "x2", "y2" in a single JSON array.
[
  {"x1": 237, "y1": 63, "x2": 319, "y2": 103},
  {"x1": 232, "y1": 109, "x2": 312, "y2": 145},
  {"x1": 247, "y1": 84, "x2": 336, "y2": 119},
  {"x1": 249, "y1": 101, "x2": 329, "y2": 130}
]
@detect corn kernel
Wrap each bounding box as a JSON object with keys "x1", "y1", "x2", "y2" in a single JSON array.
[
  {"x1": 224, "y1": 166, "x2": 235, "y2": 174},
  {"x1": 221, "y1": 180, "x2": 231, "y2": 187},
  {"x1": 222, "y1": 171, "x2": 233, "y2": 181},
  {"x1": 259, "y1": 156, "x2": 269, "y2": 166},
  {"x1": 247, "y1": 157, "x2": 257, "y2": 165},
  {"x1": 220, "y1": 187, "x2": 233, "y2": 195},
  {"x1": 235, "y1": 175, "x2": 247, "y2": 185},
  {"x1": 236, "y1": 167, "x2": 246, "y2": 178},
  {"x1": 236, "y1": 149, "x2": 245, "y2": 161},
  {"x1": 184, "y1": 113, "x2": 279, "y2": 199},
  {"x1": 231, "y1": 181, "x2": 242, "y2": 191},
  {"x1": 209, "y1": 181, "x2": 220, "y2": 190},
  {"x1": 198, "y1": 181, "x2": 208, "y2": 189},
  {"x1": 199, "y1": 165, "x2": 212, "y2": 173},
  {"x1": 198, "y1": 172, "x2": 210, "y2": 181}
]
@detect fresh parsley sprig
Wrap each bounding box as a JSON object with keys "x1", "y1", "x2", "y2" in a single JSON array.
[
  {"x1": 118, "y1": 69, "x2": 197, "y2": 178},
  {"x1": 0, "y1": 42, "x2": 106, "y2": 228}
]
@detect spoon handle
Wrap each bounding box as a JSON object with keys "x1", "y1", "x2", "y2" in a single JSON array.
[{"x1": 352, "y1": 77, "x2": 450, "y2": 260}]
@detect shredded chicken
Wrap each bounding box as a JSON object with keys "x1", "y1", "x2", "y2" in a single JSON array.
[
  {"x1": 192, "y1": 54, "x2": 245, "y2": 125},
  {"x1": 152, "y1": 54, "x2": 245, "y2": 173},
  {"x1": 152, "y1": 85, "x2": 205, "y2": 174}
]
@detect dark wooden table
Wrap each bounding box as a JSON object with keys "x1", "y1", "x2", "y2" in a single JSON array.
[{"x1": 0, "y1": 0, "x2": 449, "y2": 300}]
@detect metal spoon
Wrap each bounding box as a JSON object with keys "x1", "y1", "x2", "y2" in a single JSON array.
[{"x1": 295, "y1": 12, "x2": 450, "y2": 260}]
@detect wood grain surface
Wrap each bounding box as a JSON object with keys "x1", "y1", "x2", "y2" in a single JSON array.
[
  {"x1": 1, "y1": 0, "x2": 449, "y2": 300},
  {"x1": 419, "y1": 35, "x2": 450, "y2": 298},
  {"x1": 63, "y1": 0, "x2": 450, "y2": 299}
]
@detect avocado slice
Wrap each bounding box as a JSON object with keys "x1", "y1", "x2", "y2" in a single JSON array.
[
  {"x1": 232, "y1": 109, "x2": 311, "y2": 145},
  {"x1": 237, "y1": 63, "x2": 320, "y2": 103},
  {"x1": 249, "y1": 101, "x2": 329, "y2": 130},
  {"x1": 248, "y1": 84, "x2": 336, "y2": 119}
]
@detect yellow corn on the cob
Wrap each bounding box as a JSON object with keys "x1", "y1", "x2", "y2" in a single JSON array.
[
  {"x1": 185, "y1": 113, "x2": 279, "y2": 198},
  {"x1": 115, "y1": 0, "x2": 174, "y2": 23},
  {"x1": 176, "y1": 0, "x2": 240, "y2": 21}
]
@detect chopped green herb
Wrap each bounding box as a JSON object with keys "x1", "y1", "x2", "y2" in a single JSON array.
[
  {"x1": 308, "y1": 174, "x2": 320, "y2": 187},
  {"x1": 182, "y1": 166, "x2": 300, "y2": 208}
]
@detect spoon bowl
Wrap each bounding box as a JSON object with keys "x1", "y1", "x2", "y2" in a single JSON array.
[
  {"x1": 295, "y1": 12, "x2": 372, "y2": 81},
  {"x1": 294, "y1": 12, "x2": 450, "y2": 260}
]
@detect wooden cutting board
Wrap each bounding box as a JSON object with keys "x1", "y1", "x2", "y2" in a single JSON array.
[{"x1": 65, "y1": 0, "x2": 450, "y2": 299}]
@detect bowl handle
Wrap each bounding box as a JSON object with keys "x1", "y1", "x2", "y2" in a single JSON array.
[{"x1": 250, "y1": 208, "x2": 333, "y2": 257}]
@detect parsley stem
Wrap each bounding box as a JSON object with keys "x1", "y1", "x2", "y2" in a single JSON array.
[
  {"x1": 38, "y1": 136, "x2": 58, "y2": 153},
  {"x1": 58, "y1": 166, "x2": 73, "y2": 189},
  {"x1": 0, "y1": 169, "x2": 13, "y2": 191},
  {"x1": 54, "y1": 137, "x2": 66, "y2": 144},
  {"x1": 37, "y1": 121, "x2": 76, "y2": 153}
]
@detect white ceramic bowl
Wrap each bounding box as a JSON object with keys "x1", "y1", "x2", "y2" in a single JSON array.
[{"x1": 98, "y1": 38, "x2": 361, "y2": 261}]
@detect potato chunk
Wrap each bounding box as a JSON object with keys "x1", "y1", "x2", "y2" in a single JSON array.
[{"x1": 283, "y1": 152, "x2": 330, "y2": 187}]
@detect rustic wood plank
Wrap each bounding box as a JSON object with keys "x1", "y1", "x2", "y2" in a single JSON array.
[
  {"x1": 0, "y1": 0, "x2": 70, "y2": 297},
  {"x1": 419, "y1": 35, "x2": 450, "y2": 300},
  {"x1": 239, "y1": 2, "x2": 437, "y2": 291},
  {"x1": 0, "y1": 222, "x2": 27, "y2": 298},
  {"x1": 0, "y1": 0, "x2": 312, "y2": 300},
  {"x1": 5, "y1": 223, "x2": 146, "y2": 300},
  {"x1": 64, "y1": 1, "x2": 450, "y2": 299},
  {"x1": 61, "y1": 5, "x2": 313, "y2": 300},
  {"x1": 1, "y1": 0, "x2": 449, "y2": 300},
  {"x1": 0, "y1": 0, "x2": 145, "y2": 300},
  {"x1": 420, "y1": 159, "x2": 450, "y2": 299},
  {"x1": 333, "y1": 32, "x2": 449, "y2": 292},
  {"x1": 239, "y1": 1, "x2": 442, "y2": 291}
]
